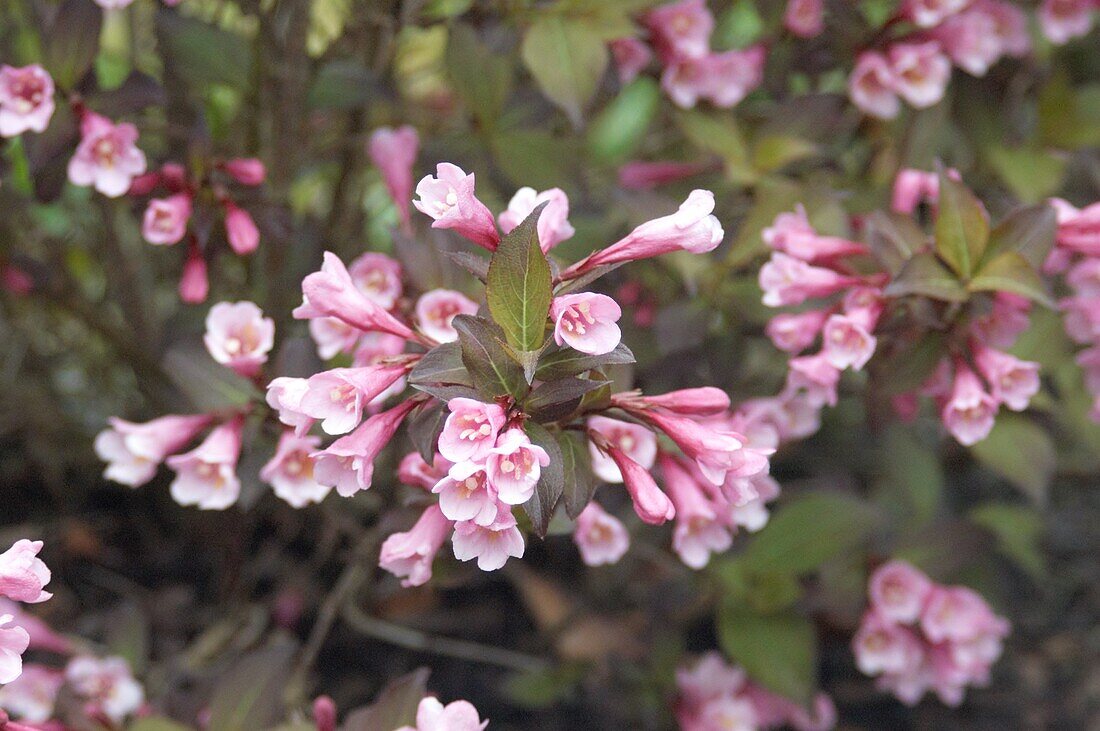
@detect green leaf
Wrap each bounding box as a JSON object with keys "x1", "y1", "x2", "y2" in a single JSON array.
[
  {"x1": 970, "y1": 415, "x2": 1055, "y2": 505},
  {"x1": 864, "y1": 210, "x2": 928, "y2": 276},
  {"x1": 523, "y1": 422, "x2": 564, "y2": 538},
  {"x1": 981, "y1": 204, "x2": 1057, "y2": 271},
  {"x1": 874, "y1": 332, "x2": 949, "y2": 396},
  {"x1": 741, "y1": 494, "x2": 879, "y2": 575},
  {"x1": 934, "y1": 173, "x2": 989, "y2": 278},
  {"x1": 206, "y1": 641, "x2": 295, "y2": 731},
  {"x1": 558, "y1": 431, "x2": 598, "y2": 519},
  {"x1": 162, "y1": 344, "x2": 260, "y2": 412},
  {"x1": 534, "y1": 342, "x2": 635, "y2": 381},
  {"x1": 717, "y1": 604, "x2": 817, "y2": 705},
  {"x1": 883, "y1": 252, "x2": 968, "y2": 302},
  {"x1": 307, "y1": 61, "x2": 377, "y2": 110},
  {"x1": 408, "y1": 342, "x2": 472, "y2": 388},
  {"x1": 44, "y1": 0, "x2": 103, "y2": 90},
  {"x1": 158, "y1": 12, "x2": 252, "y2": 90},
  {"x1": 452, "y1": 315, "x2": 528, "y2": 400},
  {"x1": 491, "y1": 130, "x2": 576, "y2": 191},
  {"x1": 969, "y1": 251, "x2": 1055, "y2": 308},
  {"x1": 751, "y1": 135, "x2": 818, "y2": 174},
  {"x1": 874, "y1": 426, "x2": 943, "y2": 530},
  {"x1": 407, "y1": 400, "x2": 448, "y2": 463},
  {"x1": 487, "y1": 203, "x2": 553, "y2": 352},
  {"x1": 986, "y1": 146, "x2": 1066, "y2": 204},
  {"x1": 524, "y1": 378, "x2": 609, "y2": 423},
  {"x1": 587, "y1": 77, "x2": 661, "y2": 163},
  {"x1": 342, "y1": 668, "x2": 430, "y2": 731},
  {"x1": 443, "y1": 250, "x2": 491, "y2": 282},
  {"x1": 674, "y1": 109, "x2": 755, "y2": 185},
  {"x1": 970, "y1": 503, "x2": 1047, "y2": 580},
  {"x1": 521, "y1": 16, "x2": 608, "y2": 128},
  {"x1": 446, "y1": 24, "x2": 513, "y2": 128}
]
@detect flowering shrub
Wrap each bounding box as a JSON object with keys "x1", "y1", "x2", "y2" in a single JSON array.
[{"x1": 1, "y1": 0, "x2": 1098, "y2": 728}]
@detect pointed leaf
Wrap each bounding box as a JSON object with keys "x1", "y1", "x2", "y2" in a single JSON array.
[
  {"x1": 970, "y1": 415, "x2": 1054, "y2": 505},
  {"x1": 969, "y1": 251, "x2": 1055, "y2": 307},
  {"x1": 524, "y1": 378, "x2": 610, "y2": 423},
  {"x1": 717, "y1": 605, "x2": 817, "y2": 706},
  {"x1": 342, "y1": 668, "x2": 430, "y2": 731},
  {"x1": 934, "y1": 173, "x2": 989, "y2": 278},
  {"x1": 444, "y1": 250, "x2": 491, "y2": 282},
  {"x1": 407, "y1": 400, "x2": 447, "y2": 463},
  {"x1": 523, "y1": 422, "x2": 564, "y2": 538},
  {"x1": 408, "y1": 342, "x2": 472, "y2": 387},
  {"x1": 521, "y1": 17, "x2": 608, "y2": 128},
  {"x1": 206, "y1": 641, "x2": 296, "y2": 731},
  {"x1": 534, "y1": 342, "x2": 636, "y2": 381},
  {"x1": 883, "y1": 252, "x2": 968, "y2": 302},
  {"x1": 980, "y1": 204, "x2": 1058, "y2": 271},
  {"x1": 45, "y1": 0, "x2": 103, "y2": 90},
  {"x1": 865, "y1": 210, "x2": 928, "y2": 275},
  {"x1": 452, "y1": 315, "x2": 528, "y2": 400},
  {"x1": 558, "y1": 431, "x2": 598, "y2": 519},
  {"x1": 487, "y1": 203, "x2": 553, "y2": 352}
]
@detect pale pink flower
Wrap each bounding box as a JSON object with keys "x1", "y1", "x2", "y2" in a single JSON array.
[
  {"x1": 1038, "y1": 0, "x2": 1095, "y2": 45},
  {"x1": 617, "y1": 159, "x2": 715, "y2": 190},
  {"x1": 398, "y1": 452, "x2": 451, "y2": 490},
  {"x1": 759, "y1": 252, "x2": 860, "y2": 307},
  {"x1": 610, "y1": 38, "x2": 653, "y2": 84},
  {"x1": 978, "y1": 0, "x2": 1031, "y2": 56},
  {"x1": 763, "y1": 205, "x2": 867, "y2": 261},
  {"x1": 223, "y1": 157, "x2": 266, "y2": 186},
  {"x1": 0, "y1": 65, "x2": 55, "y2": 137},
  {"x1": 974, "y1": 345, "x2": 1040, "y2": 411},
  {"x1": 727, "y1": 474, "x2": 780, "y2": 532},
  {"x1": 432, "y1": 462, "x2": 499, "y2": 526},
  {"x1": 742, "y1": 684, "x2": 837, "y2": 731},
  {"x1": 904, "y1": 0, "x2": 971, "y2": 27},
  {"x1": 594, "y1": 437, "x2": 675, "y2": 524},
  {"x1": 314, "y1": 696, "x2": 338, "y2": 731},
  {"x1": 941, "y1": 365, "x2": 998, "y2": 445},
  {"x1": 396, "y1": 696, "x2": 489, "y2": 731},
  {"x1": 572, "y1": 502, "x2": 630, "y2": 566},
  {"x1": 260, "y1": 432, "x2": 330, "y2": 508},
  {"x1": 67, "y1": 112, "x2": 147, "y2": 198},
  {"x1": 766, "y1": 310, "x2": 829, "y2": 354},
  {"x1": 853, "y1": 612, "x2": 925, "y2": 676},
  {"x1": 662, "y1": 454, "x2": 731, "y2": 569},
  {"x1": 0, "y1": 541, "x2": 50, "y2": 604},
  {"x1": 0, "y1": 615, "x2": 29, "y2": 685},
  {"x1": 451, "y1": 513, "x2": 525, "y2": 571},
  {"x1": 141, "y1": 194, "x2": 192, "y2": 246},
  {"x1": 0, "y1": 599, "x2": 70, "y2": 655},
  {"x1": 64, "y1": 656, "x2": 144, "y2": 724},
  {"x1": 348, "y1": 252, "x2": 403, "y2": 310},
  {"x1": 224, "y1": 201, "x2": 260, "y2": 254},
  {"x1": 353, "y1": 331, "x2": 408, "y2": 367},
  {"x1": 294, "y1": 252, "x2": 419, "y2": 342},
  {"x1": 203, "y1": 300, "x2": 275, "y2": 377},
  {"x1": 972, "y1": 291, "x2": 1032, "y2": 347},
  {"x1": 920, "y1": 586, "x2": 1008, "y2": 644},
  {"x1": 312, "y1": 399, "x2": 419, "y2": 497},
  {"x1": 849, "y1": 52, "x2": 899, "y2": 119},
  {"x1": 310, "y1": 317, "x2": 361, "y2": 359},
  {"x1": 586, "y1": 415, "x2": 657, "y2": 483},
  {"x1": 93, "y1": 0, "x2": 135, "y2": 8},
  {"x1": 265, "y1": 376, "x2": 314, "y2": 435},
  {"x1": 869, "y1": 560, "x2": 933, "y2": 624},
  {"x1": 415, "y1": 289, "x2": 479, "y2": 344},
  {"x1": 368, "y1": 125, "x2": 419, "y2": 229},
  {"x1": 550, "y1": 293, "x2": 622, "y2": 355},
  {"x1": 786, "y1": 353, "x2": 842, "y2": 407},
  {"x1": 378, "y1": 504, "x2": 453, "y2": 588},
  {"x1": 166, "y1": 418, "x2": 244, "y2": 510},
  {"x1": 498, "y1": 187, "x2": 575, "y2": 253},
  {"x1": 94, "y1": 414, "x2": 212, "y2": 487},
  {"x1": 661, "y1": 47, "x2": 764, "y2": 109},
  {"x1": 614, "y1": 387, "x2": 731, "y2": 417},
  {"x1": 437, "y1": 398, "x2": 507, "y2": 464},
  {"x1": 1067, "y1": 258, "x2": 1100, "y2": 296},
  {"x1": 485, "y1": 429, "x2": 550, "y2": 505},
  {"x1": 892, "y1": 168, "x2": 940, "y2": 214},
  {"x1": 300, "y1": 363, "x2": 411, "y2": 435},
  {"x1": 889, "y1": 42, "x2": 952, "y2": 109},
  {"x1": 690, "y1": 696, "x2": 758, "y2": 731},
  {"x1": 567, "y1": 190, "x2": 723, "y2": 276},
  {"x1": 179, "y1": 246, "x2": 209, "y2": 303},
  {"x1": 0, "y1": 663, "x2": 62, "y2": 722},
  {"x1": 413, "y1": 162, "x2": 500, "y2": 251},
  {"x1": 638, "y1": 409, "x2": 768, "y2": 487},
  {"x1": 784, "y1": 0, "x2": 824, "y2": 37},
  {"x1": 821, "y1": 313, "x2": 877, "y2": 370},
  {"x1": 644, "y1": 0, "x2": 714, "y2": 62},
  {"x1": 934, "y1": 8, "x2": 1005, "y2": 76}
]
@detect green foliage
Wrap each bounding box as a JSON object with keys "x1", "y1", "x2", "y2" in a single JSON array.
[
  {"x1": 523, "y1": 421, "x2": 565, "y2": 537},
  {"x1": 206, "y1": 641, "x2": 296, "y2": 731},
  {"x1": 521, "y1": 16, "x2": 609, "y2": 128},
  {"x1": 487, "y1": 204, "x2": 553, "y2": 353},
  {"x1": 717, "y1": 603, "x2": 818, "y2": 705},
  {"x1": 341, "y1": 669, "x2": 430, "y2": 731},
  {"x1": 453, "y1": 315, "x2": 529, "y2": 400},
  {"x1": 934, "y1": 172, "x2": 990, "y2": 279},
  {"x1": 971, "y1": 415, "x2": 1056, "y2": 505}
]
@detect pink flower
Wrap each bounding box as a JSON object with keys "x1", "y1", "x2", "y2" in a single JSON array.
[
  {"x1": 978, "y1": 0, "x2": 1031, "y2": 56},
  {"x1": 572, "y1": 502, "x2": 630, "y2": 566},
  {"x1": 415, "y1": 289, "x2": 479, "y2": 344},
  {"x1": 299, "y1": 363, "x2": 411, "y2": 435},
  {"x1": 689, "y1": 696, "x2": 758, "y2": 730},
  {"x1": 661, "y1": 47, "x2": 764, "y2": 109},
  {"x1": 787, "y1": 353, "x2": 842, "y2": 407},
  {"x1": 265, "y1": 377, "x2": 314, "y2": 435},
  {"x1": 1038, "y1": 0, "x2": 1095, "y2": 45},
  {"x1": 413, "y1": 163, "x2": 500, "y2": 251},
  {"x1": 972, "y1": 291, "x2": 1032, "y2": 347},
  {"x1": 0, "y1": 615, "x2": 29, "y2": 685},
  {"x1": 64, "y1": 656, "x2": 144, "y2": 724},
  {"x1": 763, "y1": 206, "x2": 868, "y2": 261},
  {"x1": 260, "y1": 432, "x2": 330, "y2": 508},
  {"x1": 224, "y1": 201, "x2": 260, "y2": 254},
  {"x1": 869, "y1": 560, "x2": 933, "y2": 624},
  {"x1": 0, "y1": 541, "x2": 51, "y2": 604},
  {"x1": 437, "y1": 398, "x2": 507, "y2": 464},
  {"x1": 0, "y1": 663, "x2": 62, "y2": 723},
  {"x1": 378, "y1": 504, "x2": 453, "y2": 588},
  {"x1": 941, "y1": 365, "x2": 998, "y2": 445},
  {"x1": 853, "y1": 612, "x2": 925, "y2": 676},
  {"x1": 593, "y1": 436, "x2": 675, "y2": 524},
  {"x1": 661, "y1": 454, "x2": 732, "y2": 569},
  {"x1": 93, "y1": 0, "x2": 135, "y2": 8},
  {"x1": 0, "y1": 599, "x2": 70, "y2": 655},
  {"x1": 312, "y1": 399, "x2": 420, "y2": 497},
  {"x1": 614, "y1": 387, "x2": 731, "y2": 416},
  {"x1": 567, "y1": 190, "x2": 723, "y2": 276},
  {"x1": 784, "y1": 0, "x2": 824, "y2": 37},
  {"x1": 498, "y1": 187, "x2": 575, "y2": 253},
  {"x1": 166, "y1": 418, "x2": 244, "y2": 510},
  {"x1": 766, "y1": 310, "x2": 829, "y2": 354},
  {"x1": 974, "y1": 344, "x2": 1040, "y2": 411},
  {"x1": 586, "y1": 416, "x2": 657, "y2": 483},
  {"x1": 368, "y1": 125, "x2": 419, "y2": 229},
  {"x1": 432, "y1": 462, "x2": 499, "y2": 526},
  {"x1": 849, "y1": 52, "x2": 899, "y2": 119},
  {"x1": 0, "y1": 65, "x2": 55, "y2": 137},
  {"x1": 485, "y1": 429, "x2": 551, "y2": 505},
  {"x1": 920, "y1": 586, "x2": 1008, "y2": 644},
  {"x1": 610, "y1": 38, "x2": 653, "y2": 84},
  {"x1": 638, "y1": 408, "x2": 768, "y2": 486},
  {"x1": 759, "y1": 252, "x2": 860, "y2": 307},
  {"x1": 888, "y1": 42, "x2": 952, "y2": 109},
  {"x1": 398, "y1": 452, "x2": 451, "y2": 490},
  {"x1": 891, "y1": 169, "x2": 939, "y2": 214},
  {"x1": 1052, "y1": 198, "x2": 1100, "y2": 254},
  {"x1": 67, "y1": 112, "x2": 147, "y2": 198},
  {"x1": 94, "y1": 414, "x2": 212, "y2": 487},
  {"x1": 617, "y1": 159, "x2": 715, "y2": 190},
  {"x1": 821, "y1": 313, "x2": 877, "y2": 370},
  {"x1": 314, "y1": 696, "x2": 337, "y2": 731},
  {"x1": 294, "y1": 252, "x2": 418, "y2": 342},
  {"x1": 451, "y1": 513, "x2": 525, "y2": 571},
  {"x1": 179, "y1": 246, "x2": 208, "y2": 303},
  {"x1": 141, "y1": 194, "x2": 192, "y2": 246},
  {"x1": 934, "y1": 8, "x2": 1005, "y2": 77},
  {"x1": 203, "y1": 301, "x2": 275, "y2": 377},
  {"x1": 728, "y1": 474, "x2": 780, "y2": 532},
  {"x1": 309, "y1": 317, "x2": 361, "y2": 359},
  {"x1": 354, "y1": 331, "x2": 409, "y2": 368},
  {"x1": 644, "y1": 0, "x2": 714, "y2": 62},
  {"x1": 396, "y1": 696, "x2": 488, "y2": 731},
  {"x1": 223, "y1": 157, "x2": 266, "y2": 186},
  {"x1": 348, "y1": 252, "x2": 403, "y2": 310},
  {"x1": 550, "y1": 293, "x2": 622, "y2": 355},
  {"x1": 904, "y1": 0, "x2": 971, "y2": 27},
  {"x1": 676, "y1": 652, "x2": 748, "y2": 710}
]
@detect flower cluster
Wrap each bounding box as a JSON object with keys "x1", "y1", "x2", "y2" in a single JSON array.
[
  {"x1": 853, "y1": 560, "x2": 1009, "y2": 707},
  {"x1": 676, "y1": 652, "x2": 836, "y2": 731},
  {"x1": 609, "y1": 0, "x2": 764, "y2": 110},
  {"x1": 1038, "y1": 0, "x2": 1098, "y2": 44}
]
